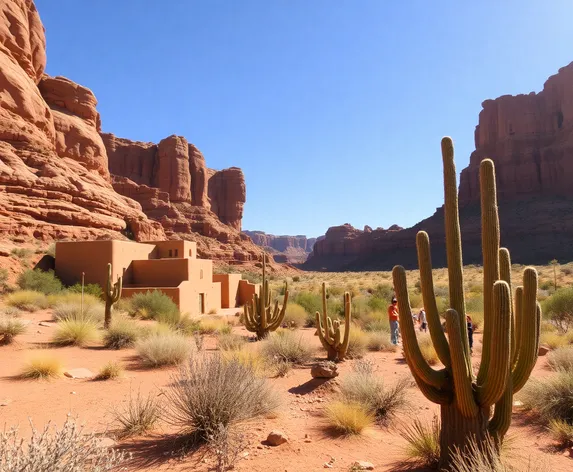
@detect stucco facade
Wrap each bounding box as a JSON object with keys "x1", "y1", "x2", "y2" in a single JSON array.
[{"x1": 55, "y1": 240, "x2": 252, "y2": 316}]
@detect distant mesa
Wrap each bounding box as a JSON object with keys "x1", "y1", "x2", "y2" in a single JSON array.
[
  {"x1": 305, "y1": 61, "x2": 573, "y2": 270},
  {"x1": 243, "y1": 230, "x2": 317, "y2": 264}
]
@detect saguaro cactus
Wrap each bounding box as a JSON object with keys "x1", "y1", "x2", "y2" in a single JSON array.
[
  {"x1": 243, "y1": 255, "x2": 289, "y2": 340},
  {"x1": 315, "y1": 282, "x2": 351, "y2": 361},
  {"x1": 103, "y1": 263, "x2": 122, "y2": 329},
  {"x1": 392, "y1": 137, "x2": 540, "y2": 469}
]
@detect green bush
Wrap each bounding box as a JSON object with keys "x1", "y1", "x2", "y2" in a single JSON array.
[
  {"x1": 67, "y1": 283, "x2": 103, "y2": 299},
  {"x1": 17, "y1": 269, "x2": 63, "y2": 295},
  {"x1": 11, "y1": 248, "x2": 33, "y2": 259},
  {"x1": 542, "y1": 287, "x2": 573, "y2": 332},
  {"x1": 370, "y1": 283, "x2": 394, "y2": 301},
  {"x1": 293, "y1": 291, "x2": 322, "y2": 316},
  {"x1": 129, "y1": 290, "x2": 180, "y2": 325}
]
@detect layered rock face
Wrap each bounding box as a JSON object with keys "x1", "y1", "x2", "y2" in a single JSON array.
[
  {"x1": 305, "y1": 62, "x2": 573, "y2": 270},
  {"x1": 243, "y1": 230, "x2": 317, "y2": 263},
  {"x1": 0, "y1": 0, "x2": 164, "y2": 241}
]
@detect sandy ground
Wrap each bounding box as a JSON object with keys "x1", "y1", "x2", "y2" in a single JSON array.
[{"x1": 1, "y1": 310, "x2": 571, "y2": 472}]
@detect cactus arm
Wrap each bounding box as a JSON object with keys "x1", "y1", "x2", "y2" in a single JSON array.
[
  {"x1": 512, "y1": 268, "x2": 540, "y2": 393},
  {"x1": 488, "y1": 375, "x2": 513, "y2": 440},
  {"x1": 104, "y1": 263, "x2": 122, "y2": 329},
  {"x1": 416, "y1": 231, "x2": 452, "y2": 369},
  {"x1": 499, "y1": 248, "x2": 515, "y2": 361},
  {"x1": 445, "y1": 309, "x2": 478, "y2": 417},
  {"x1": 511, "y1": 287, "x2": 523, "y2": 368},
  {"x1": 411, "y1": 365, "x2": 454, "y2": 406},
  {"x1": 441, "y1": 137, "x2": 471, "y2": 369},
  {"x1": 477, "y1": 159, "x2": 501, "y2": 385},
  {"x1": 393, "y1": 265, "x2": 448, "y2": 389},
  {"x1": 338, "y1": 292, "x2": 351, "y2": 359},
  {"x1": 477, "y1": 281, "x2": 511, "y2": 408},
  {"x1": 315, "y1": 311, "x2": 334, "y2": 352},
  {"x1": 268, "y1": 284, "x2": 288, "y2": 331}
]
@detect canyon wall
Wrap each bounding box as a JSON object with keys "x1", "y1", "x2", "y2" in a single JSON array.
[
  {"x1": 305, "y1": 62, "x2": 573, "y2": 270},
  {"x1": 243, "y1": 230, "x2": 317, "y2": 263}
]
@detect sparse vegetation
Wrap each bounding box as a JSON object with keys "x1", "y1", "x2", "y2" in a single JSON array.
[
  {"x1": 218, "y1": 332, "x2": 246, "y2": 351},
  {"x1": 67, "y1": 282, "x2": 103, "y2": 299},
  {"x1": 103, "y1": 319, "x2": 141, "y2": 349},
  {"x1": 260, "y1": 330, "x2": 313, "y2": 365},
  {"x1": 366, "y1": 330, "x2": 395, "y2": 352},
  {"x1": 547, "y1": 345, "x2": 573, "y2": 372},
  {"x1": 113, "y1": 389, "x2": 162, "y2": 438},
  {"x1": 540, "y1": 331, "x2": 568, "y2": 350},
  {"x1": 163, "y1": 354, "x2": 280, "y2": 441},
  {"x1": 548, "y1": 418, "x2": 573, "y2": 448},
  {"x1": 52, "y1": 299, "x2": 105, "y2": 323},
  {"x1": 399, "y1": 416, "x2": 440, "y2": 469},
  {"x1": 95, "y1": 361, "x2": 123, "y2": 380},
  {"x1": 0, "y1": 317, "x2": 26, "y2": 344},
  {"x1": 19, "y1": 353, "x2": 63, "y2": 379},
  {"x1": 283, "y1": 302, "x2": 307, "y2": 328},
  {"x1": 129, "y1": 290, "x2": 180, "y2": 324},
  {"x1": 52, "y1": 319, "x2": 99, "y2": 347},
  {"x1": 5, "y1": 290, "x2": 48, "y2": 311},
  {"x1": 417, "y1": 333, "x2": 439, "y2": 365},
  {"x1": 345, "y1": 327, "x2": 368, "y2": 359},
  {"x1": 17, "y1": 269, "x2": 63, "y2": 295},
  {"x1": 135, "y1": 332, "x2": 193, "y2": 367},
  {"x1": 324, "y1": 401, "x2": 374, "y2": 435},
  {"x1": 520, "y1": 371, "x2": 573, "y2": 427},
  {"x1": 542, "y1": 287, "x2": 573, "y2": 333}
]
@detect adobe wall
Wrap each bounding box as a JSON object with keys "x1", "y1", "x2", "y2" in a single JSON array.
[
  {"x1": 238, "y1": 279, "x2": 258, "y2": 306},
  {"x1": 110, "y1": 240, "x2": 156, "y2": 284},
  {"x1": 122, "y1": 287, "x2": 181, "y2": 311},
  {"x1": 130, "y1": 259, "x2": 190, "y2": 287},
  {"x1": 213, "y1": 273, "x2": 242, "y2": 308},
  {"x1": 149, "y1": 240, "x2": 197, "y2": 259}
]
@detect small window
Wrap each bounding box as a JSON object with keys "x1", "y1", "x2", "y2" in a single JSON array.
[
  {"x1": 175, "y1": 249, "x2": 178, "y2": 257},
  {"x1": 168, "y1": 249, "x2": 172, "y2": 257},
  {"x1": 189, "y1": 249, "x2": 193, "y2": 257}
]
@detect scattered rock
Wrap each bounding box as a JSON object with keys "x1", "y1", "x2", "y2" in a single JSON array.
[
  {"x1": 352, "y1": 461, "x2": 374, "y2": 470},
  {"x1": 538, "y1": 344, "x2": 550, "y2": 356},
  {"x1": 311, "y1": 361, "x2": 339, "y2": 379},
  {"x1": 0, "y1": 398, "x2": 12, "y2": 406},
  {"x1": 323, "y1": 464, "x2": 333, "y2": 469},
  {"x1": 64, "y1": 368, "x2": 94, "y2": 379},
  {"x1": 39, "y1": 321, "x2": 57, "y2": 328},
  {"x1": 0, "y1": 247, "x2": 10, "y2": 257},
  {"x1": 97, "y1": 438, "x2": 116, "y2": 448},
  {"x1": 266, "y1": 430, "x2": 288, "y2": 446},
  {"x1": 513, "y1": 400, "x2": 524, "y2": 408}
]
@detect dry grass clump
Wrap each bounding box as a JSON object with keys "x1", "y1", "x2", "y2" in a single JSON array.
[
  {"x1": 0, "y1": 417, "x2": 128, "y2": 471},
  {"x1": 345, "y1": 327, "x2": 368, "y2": 359},
  {"x1": 260, "y1": 330, "x2": 313, "y2": 365},
  {"x1": 129, "y1": 290, "x2": 180, "y2": 325},
  {"x1": 1, "y1": 306, "x2": 22, "y2": 317},
  {"x1": 324, "y1": 401, "x2": 374, "y2": 435},
  {"x1": 540, "y1": 332, "x2": 568, "y2": 350},
  {"x1": 222, "y1": 348, "x2": 266, "y2": 375},
  {"x1": 418, "y1": 333, "x2": 439, "y2": 365},
  {"x1": 47, "y1": 292, "x2": 101, "y2": 309},
  {"x1": 366, "y1": 330, "x2": 396, "y2": 352},
  {"x1": 163, "y1": 353, "x2": 280, "y2": 441},
  {"x1": 135, "y1": 332, "x2": 193, "y2": 367},
  {"x1": 5, "y1": 290, "x2": 48, "y2": 312},
  {"x1": 51, "y1": 319, "x2": 99, "y2": 347},
  {"x1": 283, "y1": 302, "x2": 307, "y2": 328},
  {"x1": 399, "y1": 415, "x2": 440, "y2": 468},
  {"x1": 95, "y1": 361, "x2": 123, "y2": 381},
  {"x1": 217, "y1": 332, "x2": 246, "y2": 351},
  {"x1": 547, "y1": 345, "x2": 573, "y2": 372},
  {"x1": 113, "y1": 389, "x2": 162, "y2": 438},
  {"x1": 103, "y1": 319, "x2": 141, "y2": 349},
  {"x1": 548, "y1": 419, "x2": 573, "y2": 448},
  {"x1": 19, "y1": 353, "x2": 63, "y2": 379},
  {"x1": 359, "y1": 311, "x2": 390, "y2": 332},
  {"x1": 339, "y1": 360, "x2": 408, "y2": 424},
  {"x1": 198, "y1": 317, "x2": 232, "y2": 335},
  {"x1": 0, "y1": 316, "x2": 26, "y2": 344},
  {"x1": 51, "y1": 296, "x2": 105, "y2": 323}
]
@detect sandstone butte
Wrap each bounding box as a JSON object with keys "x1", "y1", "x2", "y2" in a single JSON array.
[
  {"x1": 242, "y1": 230, "x2": 317, "y2": 264},
  {"x1": 0, "y1": 0, "x2": 281, "y2": 270},
  {"x1": 305, "y1": 61, "x2": 573, "y2": 271}
]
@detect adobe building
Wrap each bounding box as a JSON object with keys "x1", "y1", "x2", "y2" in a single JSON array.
[{"x1": 54, "y1": 240, "x2": 257, "y2": 316}]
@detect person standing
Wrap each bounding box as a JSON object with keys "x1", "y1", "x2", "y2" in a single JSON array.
[
  {"x1": 467, "y1": 315, "x2": 474, "y2": 353},
  {"x1": 419, "y1": 308, "x2": 427, "y2": 332},
  {"x1": 388, "y1": 297, "x2": 399, "y2": 345}
]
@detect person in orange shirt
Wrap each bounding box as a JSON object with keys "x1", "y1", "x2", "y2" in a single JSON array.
[{"x1": 388, "y1": 297, "x2": 399, "y2": 345}]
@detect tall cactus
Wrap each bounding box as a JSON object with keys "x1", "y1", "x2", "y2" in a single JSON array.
[
  {"x1": 103, "y1": 263, "x2": 122, "y2": 329},
  {"x1": 243, "y1": 255, "x2": 289, "y2": 340},
  {"x1": 392, "y1": 137, "x2": 541, "y2": 468},
  {"x1": 315, "y1": 283, "x2": 351, "y2": 361}
]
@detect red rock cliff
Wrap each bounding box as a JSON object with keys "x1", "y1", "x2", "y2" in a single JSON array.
[{"x1": 243, "y1": 230, "x2": 317, "y2": 263}]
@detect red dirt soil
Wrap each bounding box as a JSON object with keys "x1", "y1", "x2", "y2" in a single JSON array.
[{"x1": 0, "y1": 310, "x2": 571, "y2": 471}]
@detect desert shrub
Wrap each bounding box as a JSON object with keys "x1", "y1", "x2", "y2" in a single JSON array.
[
  {"x1": 0, "y1": 267, "x2": 8, "y2": 290},
  {"x1": 261, "y1": 330, "x2": 313, "y2": 365},
  {"x1": 47, "y1": 291, "x2": 101, "y2": 308},
  {"x1": 351, "y1": 295, "x2": 371, "y2": 320},
  {"x1": 11, "y1": 247, "x2": 33, "y2": 259},
  {"x1": 20, "y1": 353, "x2": 62, "y2": 379},
  {"x1": 399, "y1": 415, "x2": 440, "y2": 468},
  {"x1": 547, "y1": 346, "x2": 573, "y2": 372},
  {"x1": 324, "y1": 401, "x2": 374, "y2": 435},
  {"x1": 339, "y1": 360, "x2": 408, "y2": 423},
  {"x1": 409, "y1": 292, "x2": 423, "y2": 309},
  {"x1": 418, "y1": 333, "x2": 439, "y2": 365},
  {"x1": 174, "y1": 315, "x2": 201, "y2": 335},
  {"x1": 135, "y1": 332, "x2": 193, "y2": 367},
  {"x1": 345, "y1": 327, "x2": 368, "y2": 359},
  {"x1": 366, "y1": 330, "x2": 396, "y2": 352},
  {"x1": 218, "y1": 333, "x2": 246, "y2": 351},
  {"x1": 52, "y1": 319, "x2": 99, "y2": 347},
  {"x1": 1, "y1": 306, "x2": 22, "y2": 317},
  {"x1": 540, "y1": 321, "x2": 558, "y2": 333},
  {"x1": 292, "y1": 276, "x2": 300, "y2": 282},
  {"x1": 360, "y1": 311, "x2": 390, "y2": 332},
  {"x1": 542, "y1": 287, "x2": 573, "y2": 332},
  {"x1": 367, "y1": 296, "x2": 387, "y2": 313},
  {"x1": 129, "y1": 290, "x2": 180, "y2": 324},
  {"x1": 520, "y1": 371, "x2": 573, "y2": 425},
  {"x1": 540, "y1": 332, "x2": 568, "y2": 350},
  {"x1": 52, "y1": 300, "x2": 105, "y2": 323},
  {"x1": 283, "y1": 303, "x2": 307, "y2": 328},
  {"x1": 548, "y1": 419, "x2": 573, "y2": 448},
  {"x1": 198, "y1": 317, "x2": 231, "y2": 335},
  {"x1": 67, "y1": 282, "x2": 103, "y2": 299},
  {"x1": 292, "y1": 291, "x2": 322, "y2": 324},
  {"x1": 95, "y1": 361, "x2": 123, "y2": 380},
  {"x1": 17, "y1": 269, "x2": 63, "y2": 295},
  {"x1": 5, "y1": 290, "x2": 48, "y2": 312},
  {"x1": 103, "y1": 319, "x2": 141, "y2": 349},
  {"x1": 112, "y1": 389, "x2": 162, "y2": 438},
  {"x1": 163, "y1": 354, "x2": 280, "y2": 441},
  {"x1": 222, "y1": 348, "x2": 266, "y2": 375},
  {"x1": 0, "y1": 317, "x2": 26, "y2": 344},
  {"x1": 370, "y1": 283, "x2": 394, "y2": 301},
  {"x1": 0, "y1": 416, "x2": 127, "y2": 471},
  {"x1": 450, "y1": 434, "x2": 507, "y2": 472}
]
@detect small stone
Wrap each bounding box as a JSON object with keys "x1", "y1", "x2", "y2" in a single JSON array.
[
  {"x1": 304, "y1": 433, "x2": 309, "y2": 438},
  {"x1": 70, "y1": 391, "x2": 77, "y2": 395},
  {"x1": 538, "y1": 344, "x2": 550, "y2": 356},
  {"x1": 257, "y1": 445, "x2": 264, "y2": 449},
  {"x1": 240, "y1": 452, "x2": 249, "y2": 458},
  {"x1": 39, "y1": 321, "x2": 57, "y2": 328},
  {"x1": 97, "y1": 438, "x2": 116, "y2": 448},
  {"x1": 323, "y1": 463, "x2": 333, "y2": 469},
  {"x1": 352, "y1": 461, "x2": 375, "y2": 470},
  {"x1": 0, "y1": 398, "x2": 12, "y2": 406},
  {"x1": 0, "y1": 247, "x2": 10, "y2": 257},
  {"x1": 266, "y1": 430, "x2": 288, "y2": 446},
  {"x1": 513, "y1": 400, "x2": 523, "y2": 408},
  {"x1": 311, "y1": 361, "x2": 339, "y2": 379},
  {"x1": 64, "y1": 368, "x2": 94, "y2": 379}
]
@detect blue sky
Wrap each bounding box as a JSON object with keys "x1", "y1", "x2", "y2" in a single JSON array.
[{"x1": 36, "y1": 1, "x2": 573, "y2": 238}]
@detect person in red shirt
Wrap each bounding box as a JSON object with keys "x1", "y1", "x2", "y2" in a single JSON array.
[{"x1": 388, "y1": 297, "x2": 399, "y2": 345}]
